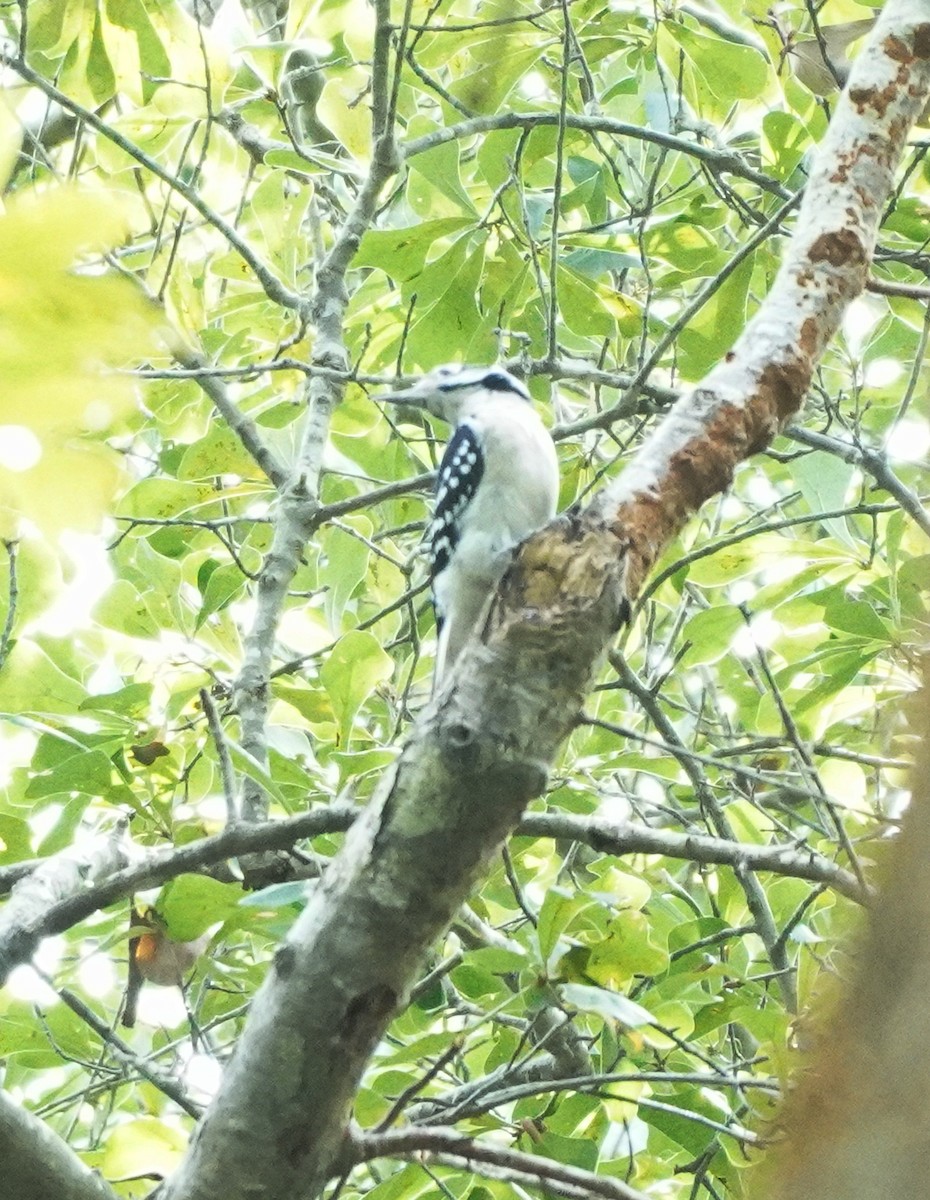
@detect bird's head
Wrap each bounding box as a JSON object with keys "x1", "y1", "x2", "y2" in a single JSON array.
[{"x1": 380, "y1": 363, "x2": 531, "y2": 422}]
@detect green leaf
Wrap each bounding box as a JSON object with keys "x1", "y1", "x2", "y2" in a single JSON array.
[
  {"x1": 94, "y1": 579, "x2": 161, "y2": 637},
  {"x1": 678, "y1": 255, "x2": 753, "y2": 379},
  {"x1": 562, "y1": 246, "x2": 643, "y2": 277},
  {"x1": 87, "y1": 6, "x2": 116, "y2": 103},
  {"x1": 0, "y1": 638, "x2": 86, "y2": 715},
  {"x1": 157, "y1": 874, "x2": 240, "y2": 941},
  {"x1": 537, "y1": 887, "x2": 593, "y2": 963},
  {"x1": 680, "y1": 604, "x2": 743, "y2": 666},
  {"x1": 354, "y1": 218, "x2": 472, "y2": 282},
  {"x1": 560, "y1": 982, "x2": 656, "y2": 1028},
  {"x1": 663, "y1": 21, "x2": 769, "y2": 104},
  {"x1": 196, "y1": 562, "x2": 247, "y2": 627},
  {"x1": 80, "y1": 682, "x2": 152, "y2": 716},
  {"x1": 406, "y1": 234, "x2": 488, "y2": 362},
  {"x1": 226, "y1": 740, "x2": 289, "y2": 809},
  {"x1": 25, "y1": 748, "x2": 114, "y2": 799},
  {"x1": 239, "y1": 880, "x2": 310, "y2": 909},
  {"x1": 101, "y1": 1118, "x2": 187, "y2": 1183},
  {"x1": 320, "y1": 631, "x2": 393, "y2": 749},
  {"x1": 320, "y1": 520, "x2": 371, "y2": 631},
  {"x1": 822, "y1": 598, "x2": 890, "y2": 641},
  {"x1": 763, "y1": 111, "x2": 812, "y2": 180},
  {"x1": 406, "y1": 119, "x2": 478, "y2": 216},
  {"x1": 531, "y1": 1129, "x2": 600, "y2": 1171},
  {"x1": 789, "y1": 451, "x2": 857, "y2": 548},
  {"x1": 0, "y1": 815, "x2": 33, "y2": 864}
]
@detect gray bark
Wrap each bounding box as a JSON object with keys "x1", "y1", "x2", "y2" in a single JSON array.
[{"x1": 0, "y1": 1089, "x2": 117, "y2": 1200}]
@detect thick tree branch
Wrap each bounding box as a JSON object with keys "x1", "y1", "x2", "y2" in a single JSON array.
[
  {"x1": 0, "y1": 823, "x2": 132, "y2": 980},
  {"x1": 0, "y1": 1087, "x2": 117, "y2": 1200},
  {"x1": 0, "y1": 805, "x2": 865, "y2": 982},
  {"x1": 520, "y1": 813, "x2": 867, "y2": 905},
  {"x1": 0, "y1": 806, "x2": 355, "y2": 982}
]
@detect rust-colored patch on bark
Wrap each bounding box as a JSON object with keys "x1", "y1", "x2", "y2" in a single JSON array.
[
  {"x1": 848, "y1": 86, "x2": 880, "y2": 115},
  {"x1": 883, "y1": 33, "x2": 913, "y2": 65},
  {"x1": 499, "y1": 351, "x2": 816, "y2": 632},
  {"x1": 600, "y1": 376, "x2": 812, "y2": 597},
  {"x1": 798, "y1": 317, "x2": 820, "y2": 359},
  {"x1": 756, "y1": 358, "x2": 810, "y2": 428},
  {"x1": 602, "y1": 404, "x2": 751, "y2": 595},
  {"x1": 850, "y1": 29, "x2": 930, "y2": 122},
  {"x1": 808, "y1": 228, "x2": 867, "y2": 268}
]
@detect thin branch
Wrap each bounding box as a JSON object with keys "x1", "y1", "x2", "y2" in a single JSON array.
[
  {"x1": 402, "y1": 112, "x2": 791, "y2": 198},
  {"x1": 636, "y1": 499, "x2": 899, "y2": 611},
  {"x1": 546, "y1": 0, "x2": 572, "y2": 362},
  {"x1": 409, "y1": 1065, "x2": 776, "y2": 1127},
  {"x1": 41, "y1": 976, "x2": 201, "y2": 1119},
  {"x1": 200, "y1": 688, "x2": 239, "y2": 827},
  {"x1": 622, "y1": 188, "x2": 803, "y2": 412},
  {"x1": 348, "y1": 1125, "x2": 653, "y2": 1200},
  {"x1": 375, "y1": 1038, "x2": 464, "y2": 1132},
  {"x1": 786, "y1": 424, "x2": 930, "y2": 539},
  {"x1": 612, "y1": 653, "x2": 798, "y2": 1012},
  {"x1": 0, "y1": 539, "x2": 18, "y2": 673},
  {"x1": 173, "y1": 348, "x2": 289, "y2": 490},
  {"x1": 233, "y1": 0, "x2": 401, "y2": 825},
  {"x1": 4, "y1": 60, "x2": 305, "y2": 314},
  {"x1": 519, "y1": 811, "x2": 868, "y2": 905}
]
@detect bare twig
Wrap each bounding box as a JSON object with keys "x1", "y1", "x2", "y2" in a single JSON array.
[
  {"x1": 5, "y1": 60, "x2": 305, "y2": 313},
  {"x1": 347, "y1": 1125, "x2": 654, "y2": 1200},
  {"x1": 0, "y1": 539, "x2": 18, "y2": 673},
  {"x1": 200, "y1": 688, "x2": 238, "y2": 827}
]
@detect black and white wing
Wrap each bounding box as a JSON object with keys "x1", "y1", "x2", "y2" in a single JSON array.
[{"x1": 428, "y1": 421, "x2": 484, "y2": 635}]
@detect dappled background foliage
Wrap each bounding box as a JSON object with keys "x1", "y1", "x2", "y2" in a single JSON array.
[{"x1": 0, "y1": 0, "x2": 927, "y2": 1197}]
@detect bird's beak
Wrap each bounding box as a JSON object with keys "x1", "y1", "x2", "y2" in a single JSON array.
[{"x1": 378, "y1": 379, "x2": 429, "y2": 408}]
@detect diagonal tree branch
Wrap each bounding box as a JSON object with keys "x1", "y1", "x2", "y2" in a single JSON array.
[
  {"x1": 401, "y1": 111, "x2": 791, "y2": 198},
  {"x1": 154, "y1": 10, "x2": 930, "y2": 1200}
]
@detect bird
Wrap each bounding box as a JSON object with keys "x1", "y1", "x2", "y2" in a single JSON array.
[
  {"x1": 787, "y1": 18, "x2": 876, "y2": 95},
  {"x1": 784, "y1": 18, "x2": 930, "y2": 125},
  {"x1": 381, "y1": 363, "x2": 559, "y2": 686},
  {"x1": 122, "y1": 903, "x2": 208, "y2": 1028}
]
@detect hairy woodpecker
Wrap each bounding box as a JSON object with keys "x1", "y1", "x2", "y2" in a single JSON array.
[{"x1": 382, "y1": 363, "x2": 559, "y2": 684}]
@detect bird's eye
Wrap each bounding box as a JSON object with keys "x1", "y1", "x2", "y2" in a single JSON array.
[
  {"x1": 483, "y1": 371, "x2": 529, "y2": 399},
  {"x1": 436, "y1": 363, "x2": 460, "y2": 378}
]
